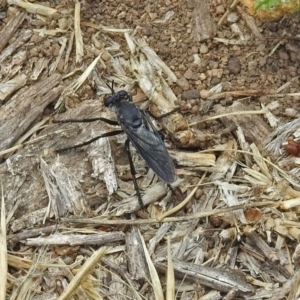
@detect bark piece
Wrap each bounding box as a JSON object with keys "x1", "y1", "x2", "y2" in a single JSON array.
[
  {"x1": 126, "y1": 228, "x2": 149, "y2": 281},
  {"x1": 0, "y1": 29, "x2": 32, "y2": 63},
  {"x1": 0, "y1": 74, "x2": 62, "y2": 152},
  {"x1": 0, "y1": 10, "x2": 26, "y2": 53},
  {"x1": 215, "y1": 102, "x2": 271, "y2": 147},
  {"x1": 191, "y1": 0, "x2": 215, "y2": 41},
  {"x1": 0, "y1": 74, "x2": 27, "y2": 103},
  {"x1": 26, "y1": 232, "x2": 125, "y2": 246},
  {"x1": 155, "y1": 260, "x2": 255, "y2": 295}
]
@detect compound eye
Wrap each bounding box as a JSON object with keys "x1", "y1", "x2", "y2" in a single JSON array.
[
  {"x1": 104, "y1": 95, "x2": 114, "y2": 107},
  {"x1": 118, "y1": 90, "x2": 128, "y2": 97}
]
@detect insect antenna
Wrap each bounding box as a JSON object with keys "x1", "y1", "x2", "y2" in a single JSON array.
[{"x1": 106, "y1": 80, "x2": 115, "y2": 94}]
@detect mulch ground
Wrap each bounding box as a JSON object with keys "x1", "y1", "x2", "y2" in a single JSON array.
[{"x1": 1, "y1": 0, "x2": 300, "y2": 299}]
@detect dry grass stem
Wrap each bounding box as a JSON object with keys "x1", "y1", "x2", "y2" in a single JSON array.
[
  {"x1": 169, "y1": 151, "x2": 215, "y2": 167},
  {"x1": 189, "y1": 109, "x2": 268, "y2": 127},
  {"x1": 55, "y1": 54, "x2": 101, "y2": 109},
  {"x1": 166, "y1": 236, "x2": 175, "y2": 300},
  {"x1": 0, "y1": 130, "x2": 59, "y2": 157},
  {"x1": 159, "y1": 174, "x2": 206, "y2": 220},
  {"x1": 62, "y1": 202, "x2": 273, "y2": 227},
  {"x1": 13, "y1": 117, "x2": 50, "y2": 149},
  {"x1": 7, "y1": 0, "x2": 57, "y2": 16},
  {"x1": 139, "y1": 230, "x2": 164, "y2": 300},
  {"x1": 57, "y1": 247, "x2": 109, "y2": 300},
  {"x1": 33, "y1": 28, "x2": 67, "y2": 36},
  {"x1": 26, "y1": 231, "x2": 125, "y2": 247},
  {"x1": 74, "y1": 2, "x2": 84, "y2": 64},
  {"x1": 0, "y1": 185, "x2": 7, "y2": 300}
]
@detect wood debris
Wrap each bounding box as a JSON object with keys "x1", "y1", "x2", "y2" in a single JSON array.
[{"x1": 0, "y1": 1, "x2": 299, "y2": 299}]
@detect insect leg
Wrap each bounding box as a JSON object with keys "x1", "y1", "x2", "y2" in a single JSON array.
[
  {"x1": 157, "y1": 130, "x2": 165, "y2": 141},
  {"x1": 54, "y1": 117, "x2": 119, "y2": 126},
  {"x1": 146, "y1": 107, "x2": 180, "y2": 120},
  {"x1": 167, "y1": 183, "x2": 174, "y2": 192},
  {"x1": 57, "y1": 130, "x2": 123, "y2": 153},
  {"x1": 124, "y1": 139, "x2": 144, "y2": 207}
]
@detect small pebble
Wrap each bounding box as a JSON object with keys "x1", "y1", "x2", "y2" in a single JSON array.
[
  {"x1": 182, "y1": 89, "x2": 200, "y2": 100},
  {"x1": 227, "y1": 57, "x2": 241, "y2": 74},
  {"x1": 200, "y1": 44, "x2": 208, "y2": 54},
  {"x1": 211, "y1": 77, "x2": 221, "y2": 85},
  {"x1": 176, "y1": 77, "x2": 189, "y2": 90},
  {"x1": 227, "y1": 12, "x2": 238, "y2": 23},
  {"x1": 200, "y1": 89, "x2": 210, "y2": 99},
  {"x1": 209, "y1": 69, "x2": 223, "y2": 78},
  {"x1": 256, "y1": 44, "x2": 265, "y2": 52},
  {"x1": 288, "y1": 66, "x2": 297, "y2": 77},
  {"x1": 215, "y1": 5, "x2": 225, "y2": 15},
  {"x1": 191, "y1": 46, "x2": 198, "y2": 54},
  {"x1": 290, "y1": 52, "x2": 300, "y2": 62},
  {"x1": 278, "y1": 50, "x2": 289, "y2": 60},
  {"x1": 286, "y1": 43, "x2": 300, "y2": 52},
  {"x1": 199, "y1": 73, "x2": 206, "y2": 80},
  {"x1": 186, "y1": 0, "x2": 195, "y2": 9},
  {"x1": 285, "y1": 108, "x2": 298, "y2": 117},
  {"x1": 149, "y1": 13, "x2": 157, "y2": 20},
  {"x1": 259, "y1": 56, "x2": 267, "y2": 67},
  {"x1": 184, "y1": 68, "x2": 196, "y2": 80},
  {"x1": 209, "y1": 61, "x2": 219, "y2": 69},
  {"x1": 248, "y1": 60, "x2": 258, "y2": 71}
]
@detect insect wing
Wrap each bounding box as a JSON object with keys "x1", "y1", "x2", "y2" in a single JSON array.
[{"x1": 122, "y1": 122, "x2": 176, "y2": 183}]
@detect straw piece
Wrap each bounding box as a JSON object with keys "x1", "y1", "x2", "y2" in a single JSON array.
[
  {"x1": 26, "y1": 232, "x2": 125, "y2": 246},
  {"x1": 250, "y1": 143, "x2": 273, "y2": 181},
  {"x1": 139, "y1": 230, "x2": 164, "y2": 300},
  {"x1": 159, "y1": 174, "x2": 205, "y2": 220},
  {"x1": 55, "y1": 54, "x2": 101, "y2": 109},
  {"x1": 0, "y1": 185, "x2": 7, "y2": 300},
  {"x1": 215, "y1": 103, "x2": 271, "y2": 147},
  {"x1": 49, "y1": 37, "x2": 67, "y2": 73},
  {"x1": 8, "y1": 0, "x2": 57, "y2": 16},
  {"x1": 114, "y1": 179, "x2": 183, "y2": 215},
  {"x1": 57, "y1": 247, "x2": 109, "y2": 300},
  {"x1": 74, "y1": 2, "x2": 84, "y2": 64},
  {"x1": 33, "y1": 28, "x2": 67, "y2": 36},
  {"x1": 30, "y1": 57, "x2": 49, "y2": 81},
  {"x1": 166, "y1": 236, "x2": 175, "y2": 300},
  {"x1": 169, "y1": 150, "x2": 216, "y2": 167}
]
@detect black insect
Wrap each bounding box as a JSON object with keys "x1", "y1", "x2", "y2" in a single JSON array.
[{"x1": 55, "y1": 82, "x2": 176, "y2": 207}]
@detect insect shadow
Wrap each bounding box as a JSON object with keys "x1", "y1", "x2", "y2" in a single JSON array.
[{"x1": 54, "y1": 82, "x2": 176, "y2": 207}]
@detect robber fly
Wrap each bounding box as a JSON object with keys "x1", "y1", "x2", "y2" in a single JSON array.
[{"x1": 56, "y1": 82, "x2": 176, "y2": 207}]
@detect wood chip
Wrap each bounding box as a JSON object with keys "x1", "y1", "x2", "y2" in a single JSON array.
[
  {"x1": 0, "y1": 10, "x2": 25, "y2": 53},
  {"x1": 0, "y1": 74, "x2": 63, "y2": 152}
]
